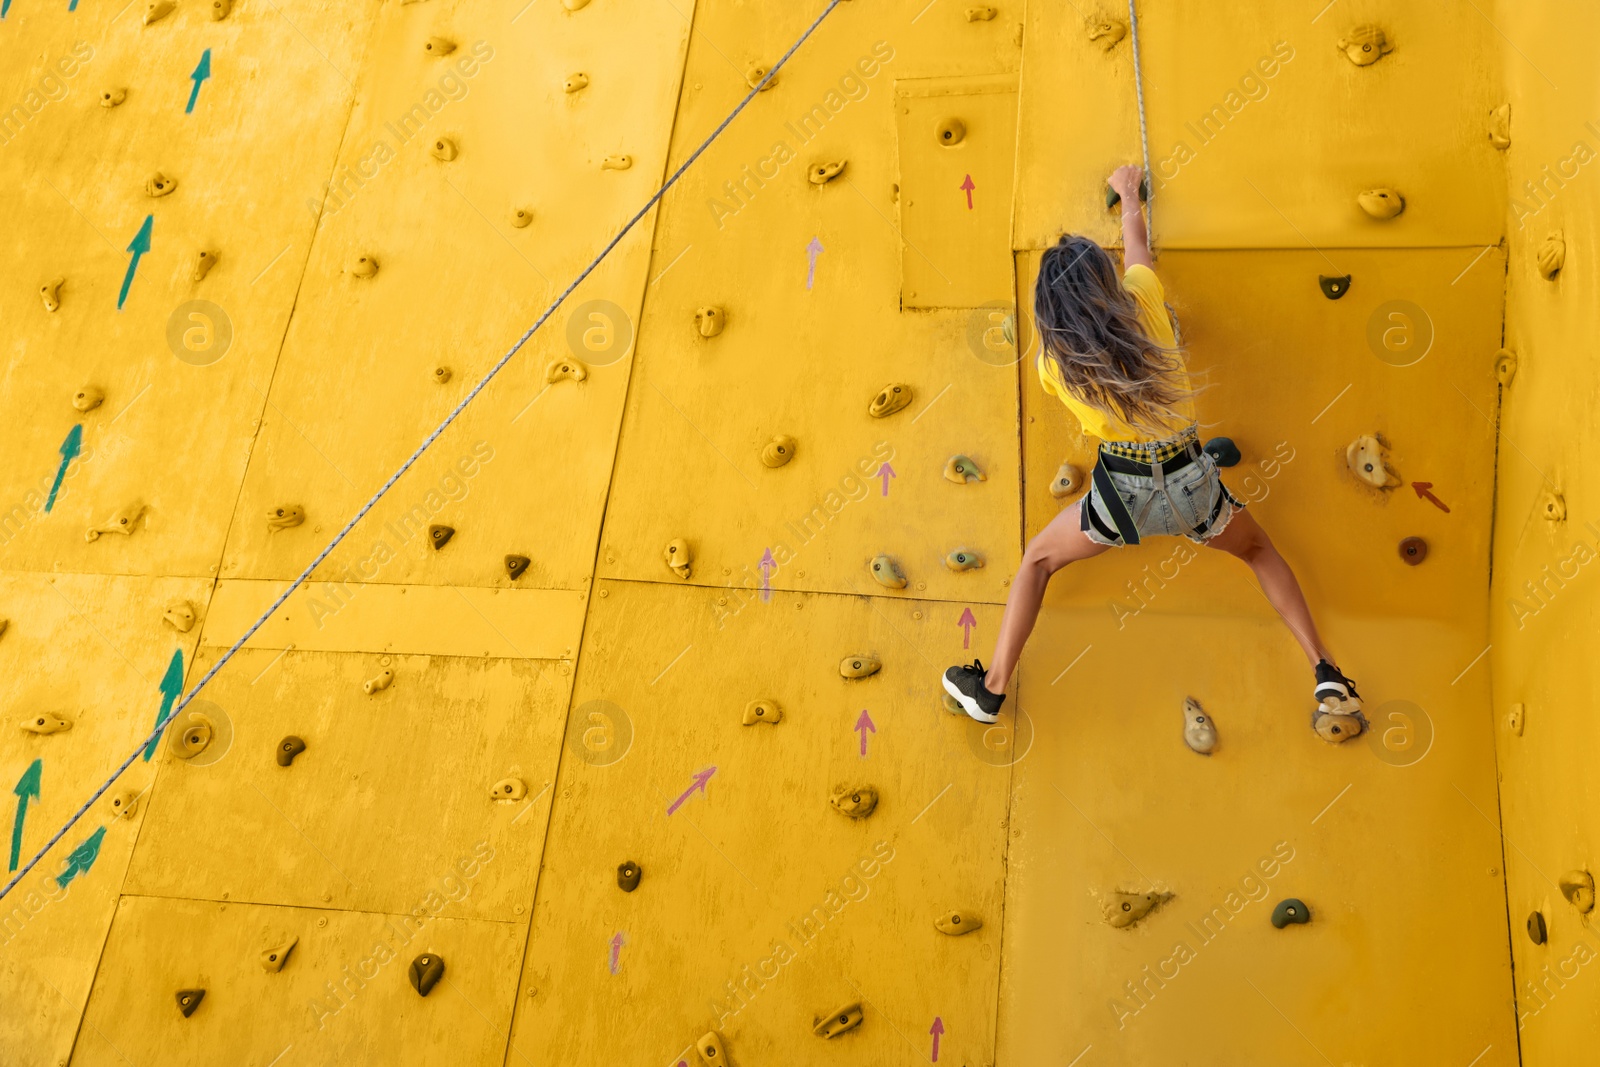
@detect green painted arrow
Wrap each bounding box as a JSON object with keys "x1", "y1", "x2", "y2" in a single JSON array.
[
  {"x1": 118, "y1": 215, "x2": 153, "y2": 310},
  {"x1": 143, "y1": 649, "x2": 185, "y2": 762},
  {"x1": 10, "y1": 760, "x2": 41, "y2": 873},
  {"x1": 56, "y1": 826, "x2": 105, "y2": 889}
]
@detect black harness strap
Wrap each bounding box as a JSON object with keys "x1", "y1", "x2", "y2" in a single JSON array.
[{"x1": 1090, "y1": 454, "x2": 1142, "y2": 546}]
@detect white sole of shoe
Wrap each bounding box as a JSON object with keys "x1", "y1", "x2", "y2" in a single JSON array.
[{"x1": 943, "y1": 675, "x2": 1000, "y2": 724}]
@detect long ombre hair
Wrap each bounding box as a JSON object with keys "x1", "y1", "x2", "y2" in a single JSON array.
[{"x1": 1034, "y1": 235, "x2": 1195, "y2": 437}]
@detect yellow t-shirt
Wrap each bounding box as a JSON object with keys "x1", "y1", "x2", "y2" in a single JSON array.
[{"x1": 1036, "y1": 263, "x2": 1196, "y2": 442}]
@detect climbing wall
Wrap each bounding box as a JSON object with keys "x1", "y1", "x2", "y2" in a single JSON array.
[
  {"x1": 1488, "y1": 1, "x2": 1600, "y2": 1061},
  {"x1": 0, "y1": 0, "x2": 1584, "y2": 1064}
]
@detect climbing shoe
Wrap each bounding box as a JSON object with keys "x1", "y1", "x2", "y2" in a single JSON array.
[
  {"x1": 1313, "y1": 660, "x2": 1361, "y2": 707},
  {"x1": 943, "y1": 660, "x2": 1005, "y2": 724}
]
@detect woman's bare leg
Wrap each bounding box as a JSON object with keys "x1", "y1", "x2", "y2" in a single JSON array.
[
  {"x1": 984, "y1": 500, "x2": 1113, "y2": 694},
  {"x1": 1203, "y1": 509, "x2": 1332, "y2": 665}
]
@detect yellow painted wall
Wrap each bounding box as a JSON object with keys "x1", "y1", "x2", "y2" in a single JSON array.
[{"x1": 0, "y1": 0, "x2": 1589, "y2": 1064}]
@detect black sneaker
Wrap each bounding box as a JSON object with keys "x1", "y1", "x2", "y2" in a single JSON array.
[
  {"x1": 1313, "y1": 660, "x2": 1361, "y2": 707},
  {"x1": 943, "y1": 660, "x2": 1005, "y2": 724}
]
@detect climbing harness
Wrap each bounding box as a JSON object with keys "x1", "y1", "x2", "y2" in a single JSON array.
[{"x1": 0, "y1": 0, "x2": 848, "y2": 903}]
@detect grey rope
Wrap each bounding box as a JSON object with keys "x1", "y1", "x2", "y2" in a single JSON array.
[
  {"x1": 1, "y1": 0, "x2": 846, "y2": 902},
  {"x1": 1125, "y1": 0, "x2": 1153, "y2": 234}
]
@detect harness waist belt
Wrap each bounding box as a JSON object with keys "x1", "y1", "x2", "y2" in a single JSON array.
[{"x1": 1099, "y1": 445, "x2": 1199, "y2": 477}]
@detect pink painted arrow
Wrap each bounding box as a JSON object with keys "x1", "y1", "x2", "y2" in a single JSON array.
[
  {"x1": 1411, "y1": 481, "x2": 1451, "y2": 513},
  {"x1": 855, "y1": 709, "x2": 876, "y2": 758},
  {"x1": 957, "y1": 607, "x2": 977, "y2": 650},
  {"x1": 930, "y1": 1017, "x2": 945, "y2": 1061},
  {"x1": 608, "y1": 932, "x2": 625, "y2": 974},
  {"x1": 806, "y1": 236, "x2": 823, "y2": 290},
  {"x1": 878, "y1": 462, "x2": 896, "y2": 497},
  {"x1": 666, "y1": 767, "x2": 715, "y2": 815},
  {"x1": 960, "y1": 174, "x2": 975, "y2": 209},
  {"x1": 759, "y1": 548, "x2": 776, "y2": 603}
]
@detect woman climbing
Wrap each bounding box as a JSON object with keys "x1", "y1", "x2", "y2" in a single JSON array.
[{"x1": 941, "y1": 165, "x2": 1361, "y2": 738}]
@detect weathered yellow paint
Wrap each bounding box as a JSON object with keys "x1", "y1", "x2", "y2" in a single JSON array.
[{"x1": 2, "y1": 0, "x2": 1596, "y2": 1063}]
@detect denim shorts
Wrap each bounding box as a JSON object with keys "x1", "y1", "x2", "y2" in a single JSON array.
[{"x1": 1081, "y1": 444, "x2": 1244, "y2": 547}]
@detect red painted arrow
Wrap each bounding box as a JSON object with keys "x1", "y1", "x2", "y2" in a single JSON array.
[
  {"x1": 957, "y1": 607, "x2": 977, "y2": 649},
  {"x1": 666, "y1": 767, "x2": 715, "y2": 815},
  {"x1": 1411, "y1": 481, "x2": 1451, "y2": 513},
  {"x1": 855, "y1": 709, "x2": 876, "y2": 758},
  {"x1": 960, "y1": 174, "x2": 975, "y2": 210},
  {"x1": 930, "y1": 1017, "x2": 945, "y2": 1062}
]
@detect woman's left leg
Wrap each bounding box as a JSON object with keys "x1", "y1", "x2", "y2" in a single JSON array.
[{"x1": 1202, "y1": 509, "x2": 1332, "y2": 666}]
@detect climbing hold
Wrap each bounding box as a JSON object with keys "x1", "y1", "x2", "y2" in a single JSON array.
[
  {"x1": 109, "y1": 791, "x2": 139, "y2": 819},
  {"x1": 944, "y1": 455, "x2": 985, "y2": 483},
  {"x1": 839, "y1": 654, "x2": 881, "y2": 680},
  {"x1": 1318, "y1": 274, "x2": 1351, "y2": 300},
  {"x1": 941, "y1": 692, "x2": 965, "y2": 716},
  {"x1": 408, "y1": 954, "x2": 445, "y2": 996},
  {"x1": 808, "y1": 160, "x2": 846, "y2": 185},
  {"x1": 72, "y1": 386, "x2": 104, "y2": 413},
  {"x1": 1337, "y1": 25, "x2": 1394, "y2": 66},
  {"x1": 175, "y1": 989, "x2": 205, "y2": 1017},
  {"x1": 510, "y1": 207, "x2": 533, "y2": 229},
  {"x1": 1345, "y1": 434, "x2": 1399, "y2": 489},
  {"x1": 1543, "y1": 491, "x2": 1567, "y2": 522},
  {"x1": 742, "y1": 700, "x2": 782, "y2": 725},
  {"x1": 966, "y1": 6, "x2": 997, "y2": 20},
  {"x1": 276, "y1": 736, "x2": 306, "y2": 767},
  {"x1": 1537, "y1": 231, "x2": 1565, "y2": 279},
  {"x1": 40, "y1": 277, "x2": 63, "y2": 312},
  {"x1": 1311, "y1": 697, "x2": 1367, "y2": 744},
  {"x1": 85, "y1": 501, "x2": 147, "y2": 542},
  {"x1": 1508, "y1": 703, "x2": 1525, "y2": 736},
  {"x1": 209, "y1": 0, "x2": 232, "y2": 19},
  {"x1": 1105, "y1": 176, "x2": 1151, "y2": 210},
  {"x1": 945, "y1": 549, "x2": 984, "y2": 571},
  {"x1": 267, "y1": 504, "x2": 305, "y2": 532},
  {"x1": 1049, "y1": 462, "x2": 1082, "y2": 499},
  {"x1": 868, "y1": 383, "x2": 913, "y2": 418},
  {"x1": 1357, "y1": 188, "x2": 1404, "y2": 220},
  {"x1": 1489, "y1": 104, "x2": 1511, "y2": 149},
  {"x1": 428, "y1": 524, "x2": 455, "y2": 550},
  {"x1": 505, "y1": 555, "x2": 531, "y2": 580},
  {"x1": 1494, "y1": 349, "x2": 1517, "y2": 386},
  {"x1": 1199, "y1": 438, "x2": 1240, "y2": 469},
  {"x1": 424, "y1": 37, "x2": 456, "y2": 56},
  {"x1": 664, "y1": 538, "x2": 692, "y2": 579},
  {"x1": 563, "y1": 72, "x2": 589, "y2": 93},
  {"x1": 601, "y1": 155, "x2": 633, "y2": 171},
  {"x1": 163, "y1": 600, "x2": 197, "y2": 633},
  {"x1": 869, "y1": 555, "x2": 907, "y2": 590},
  {"x1": 617, "y1": 861, "x2": 642, "y2": 892},
  {"x1": 173, "y1": 715, "x2": 213, "y2": 759},
  {"x1": 261, "y1": 937, "x2": 297, "y2": 973},
  {"x1": 1399, "y1": 536, "x2": 1428, "y2": 565},
  {"x1": 936, "y1": 117, "x2": 966, "y2": 146},
  {"x1": 934, "y1": 911, "x2": 983, "y2": 936},
  {"x1": 490, "y1": 777, "x2": 526, "y2": 801},
  {"x1": 1560, "y1": 870, "x2": 1595, "y2": 913},
  {"x1": 745, "y1": 63, "x2": 776, "y2": 90},
  {"x1": 546, "y1": 357, "x2": 588, "y2": 383},
  {"x1": 759, "y1": 435, "x2": 796, "y2": 468},
  {"x1": 812, "y1": 1003, "x2": 864, "y2": 1038},
  {"x1": 100, "y1": 88, "x2": 126, "y2": 108},
  {"x1": 829, "y1": 785, "x2": 878, "y2": 819},
  {"x1": 145, "y1": 171, "x2": 177, "y2": 198},
  {"x1": 1528, "y1": 911, "x2": 1547, "y2": 945},
  {"x1": 1181, "y1": 696, "x2": 1217, "y2": 755},
  {"x1": 351, "y1": 256, "x2": 379, "y2": 279},
  {"x1": 1086, "y1": 15, "x2": 1126, "y2": 50},
  {"x1": 430, "y1": 137, "x2": 458, "y2": 162},
  {"x1": 562, "y1": 0, "x2": 591, "y2": 9},
  {"x1": 694, "y1": 306, "x2": 726, "y2": 338},
  {"x1": 695, "y1": 1031, "x2": 727, "y2": 1066},
  {"x1": 364, "y1": 668, "x2": 395, "y2": 695},
  {"x1": 1103, "y1": 891, "x2": 1171, "y2": 929},
  {"x1": 21, "y1": 713, "x2": 72, "y2": 736},
  {"x1": 1270, "y1": 898, "x2": 1311, "y2": 928},
  {"x1": 143, "y1": 0, "x2": 175, "y2": 25},
  {"x1": 433, "y1": 366, "x2": 452, "y2": 385},
  {"x1": 193, "y1": 250, "x2": 218, "y2": 282}
]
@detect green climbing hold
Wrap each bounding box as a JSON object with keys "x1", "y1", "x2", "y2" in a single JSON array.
[{"x1": 1270, "y1": 898, "x2": 1311, "y2": 928}]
